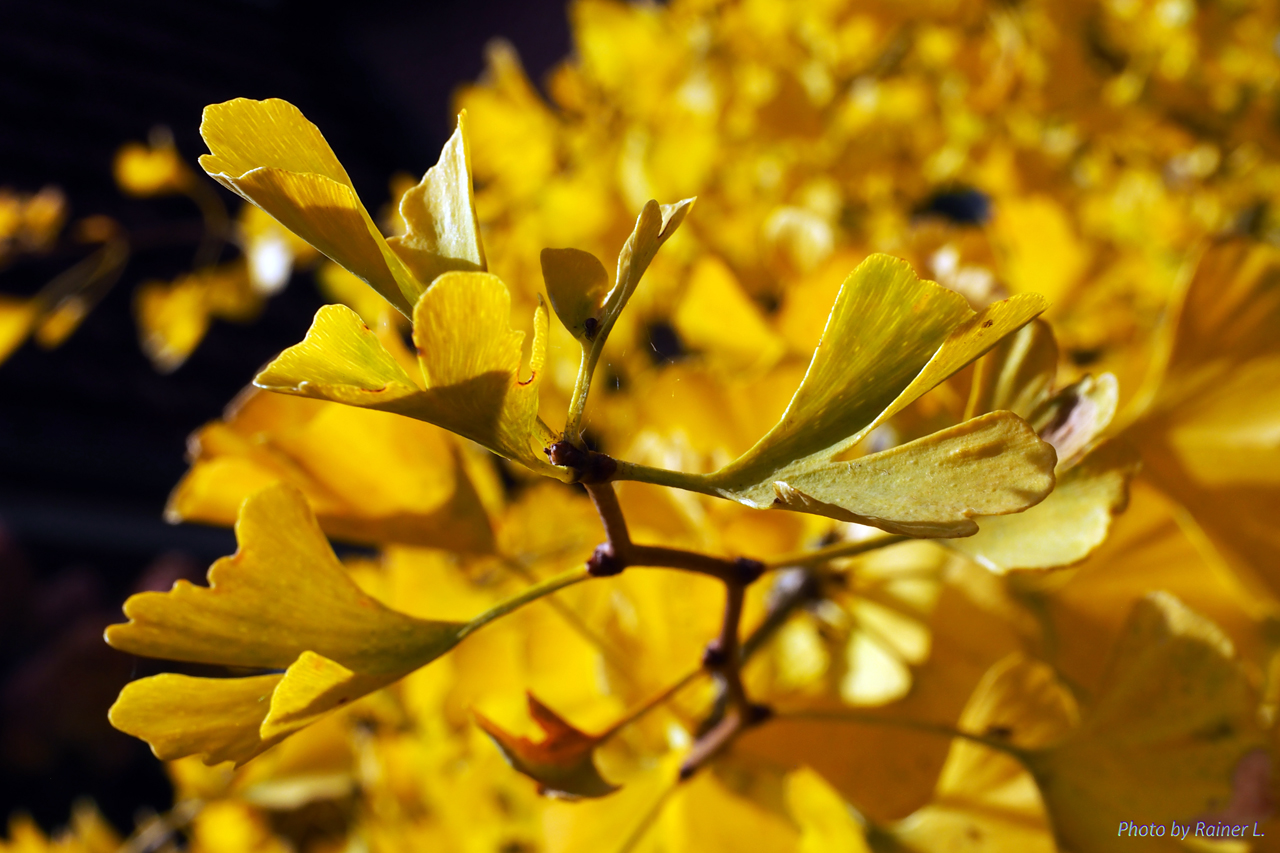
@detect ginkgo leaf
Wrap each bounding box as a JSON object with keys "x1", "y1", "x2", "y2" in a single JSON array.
[
  {"x1": 617, "y1": 255, "x2": 1055, "y2": 536},
  {"x1": 948, "y1": 320, "x2": 1133, "y2": 570},
  {"x1": 199, "y1": 98, "x2": 423, "y2": 315},
  {"x1": 542, "y1": 247, "x2": 610, "y2": 341},
  {"x1": 106, "y1": 483, "x2": 472, "y2": 765},
  {"x1": 385, "y1": 111, "x2": 488, "y2": 285},
  {"x1": 475, "y1": 692, "x2": 619, "y2": 799},
  {"x1": 772, "y1": 411, "x2": 1056, "y2": 538},
  {"x1": 785, "y1": 768, "x2": 872, "y2": 853},
  {"x1": 200, "y1": 100, "x2": 487, "y2": 319},
  {"x1": 673, "y1": 256, "x2": 786, "y2": 371},
  {"x1": 950, "y1": 439, "x2": 1137, "y2": 571},
  {"x1": 166, "y1": 388, "x2": 496, "y2": 552},
  {"x1": 964, "y1": 319, "x2": 1058, "y2": 422},
  {"x1": 1122, "y1": 239, "x2": 1280, "y2": 606},
  {"x1": 1024, "y1": 593, "x2": 1268, "y2": 853},
  {"x1": 109, "y1": 673, "x2": 284, "y2": 766},
  {"x1": 887, "y1": 654, "x2": 1071, "y2": 853},
  {"x1": 107, "y1": 482, "x2": 466, "y2": 673},
  {"x1": 255, "y1": 272, "x2": 561, "y2": 476},
  {"x1": 604, "y1": 197, "x2": 695, "y2": 330}
]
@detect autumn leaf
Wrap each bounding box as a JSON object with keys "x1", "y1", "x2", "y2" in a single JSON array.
[
  {"x1": 107, "y1": 483, "x2": 471, "y2": 765},
  {"x1": 617, "y1": 254, "x2": 1056, "y2": 537},
  {"x1": 475, "y1": 692, "x2": 619, "y2": 799},
  {"x1": 254, "y1": 271, "x2": 561, "y2": 475},
  {"x1": 199, "y1": 99, "x2": 486, "y2": 316}
]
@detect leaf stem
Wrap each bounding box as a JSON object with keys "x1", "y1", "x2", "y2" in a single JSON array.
[
  {"x1": 599, "y1": 668, "x2": 704, "y2": 741},
  {"x1": 563, "y1": 341, "x2": 598, "y2": 442},
  {"x1": 460, "y1": 566, "x2": 592, "y2": 638},
  {"x1": 778, "y1": 709, "x2": 1026, "y2": 758},
  {"x1": 764, "y1": 534, "x2": 910, "y2": 570}
]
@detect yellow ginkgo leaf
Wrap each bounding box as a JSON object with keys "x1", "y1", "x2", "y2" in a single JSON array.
[
  {"x1": 948, "y1": 320, "x2": 1134, "y2": 570},
  {"x1": 785, "y1": 768, "x2": 872, "y2": 853},
  {"x1": 1024, "y1": 593, "x2": 1268, "y2": 853},
  {"x1": 475, "y1": 692, "x2": 619, "y2": 799},
  {"x1": 617, "y1": 255, "x2": 1055, "y2": 536},
  {"x1": 773, "y1": 411, "x2": 1056, "y2": 538},
  {"x1": 114, "y1": 137, "x2": 194, "y2": 197},
  {"x1": 888, "y1": 655, "x2": 1071, "y2": 853},
  {"x1": 107, "y1": 483, "x2": 465, "y2": 672},
  {"x1": 951, "y1": 439, "x2": 1137, "y2": 572},
  {"x1": 1123, "y1": 238, "x2": 1280, "y2": 608},
  {"x1": 255, "y1": 271, "x2": 560, "y2": 475},
  {"x1": 167, "y1": 388, "x2": 496, "y2": 552},
  {"x1": 107, "y1": 483, "x2": 471, "y2": 764},
  {"x1": 600, "y1": 197, "x2": 695, "y2": 340},
  {"x1": 964, "y1": 319, "x2": 1058, "y2": 422},
  {"x1": 109, "y1": 673, "x2": 284, "y2": 766},
  {"x1": 201, "y1": 100, "x2": 486, "y2": 319},
  {"x1": 542, "y1": 247, "x2": 610, "y2": 341},
  {"x1": 385, "y1": 111, "x2": 487, "y2": 285},
  {"x1": 199, "y1": 98, "x2": 422, "y2": 315}
]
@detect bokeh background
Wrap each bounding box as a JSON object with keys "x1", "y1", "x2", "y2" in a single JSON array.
[{"x1": 0, "y1": 0, "x2": 569, "y2": 831}]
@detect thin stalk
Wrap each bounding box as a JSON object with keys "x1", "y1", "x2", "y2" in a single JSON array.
[
  {"x1": 459, "y1": 567, "x2": 592, "y2": 638},
  {"x1": 564, "y1": 342, "x2": 598, "y2": 442},
  {"x1": 764, "y1": 534, "x2": 910, "y2": 570},
  {"x1": 616, "y1": 782, "x2": 679, "y2": 853},
  {"x1": 598, "y1": 668, "x2": 704, "y2": 741},
  {"x1": 780, "y1": 709, "x2": 1026, "y2": 758},
  {"x1": 499, "y1": 556, "x2": 634, "y2": 685},
  {"x1": 612, "y1": 458, "x2": 716, "y2": 493}
]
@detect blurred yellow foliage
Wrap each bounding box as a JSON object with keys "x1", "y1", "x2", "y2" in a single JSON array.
[{"x1": 8, "y1": 0, "x2": 1280, "y2": 850}]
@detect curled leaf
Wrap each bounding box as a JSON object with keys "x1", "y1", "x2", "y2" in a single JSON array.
[
  {"x1": 386, "y1": 111, "x2": 487, "y2": 285},
  {"x1": 542, "y1": 247, "x2": 610, "y2": 341},
  {"x1": 606, "y1": 198, "x2": 694, "y2": 321},
  {"x1": 475, "y1": 692, "x2": 619, "y2": 799}
]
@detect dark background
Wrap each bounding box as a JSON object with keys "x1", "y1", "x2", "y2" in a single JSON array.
[{"x1": 0, "y1": 0, "x2": 570, "y2": 832}]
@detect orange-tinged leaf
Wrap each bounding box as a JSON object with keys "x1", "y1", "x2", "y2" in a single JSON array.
[
  {"x1": 887, "y1": 655, "x2": 1069, "y2": 853},
  {"x1": 475, "y1": 692, "x2": 619, "y2": 799},
  {"x1": 1025, "y1": 593, "x2": 1268, "y2": 853}
]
